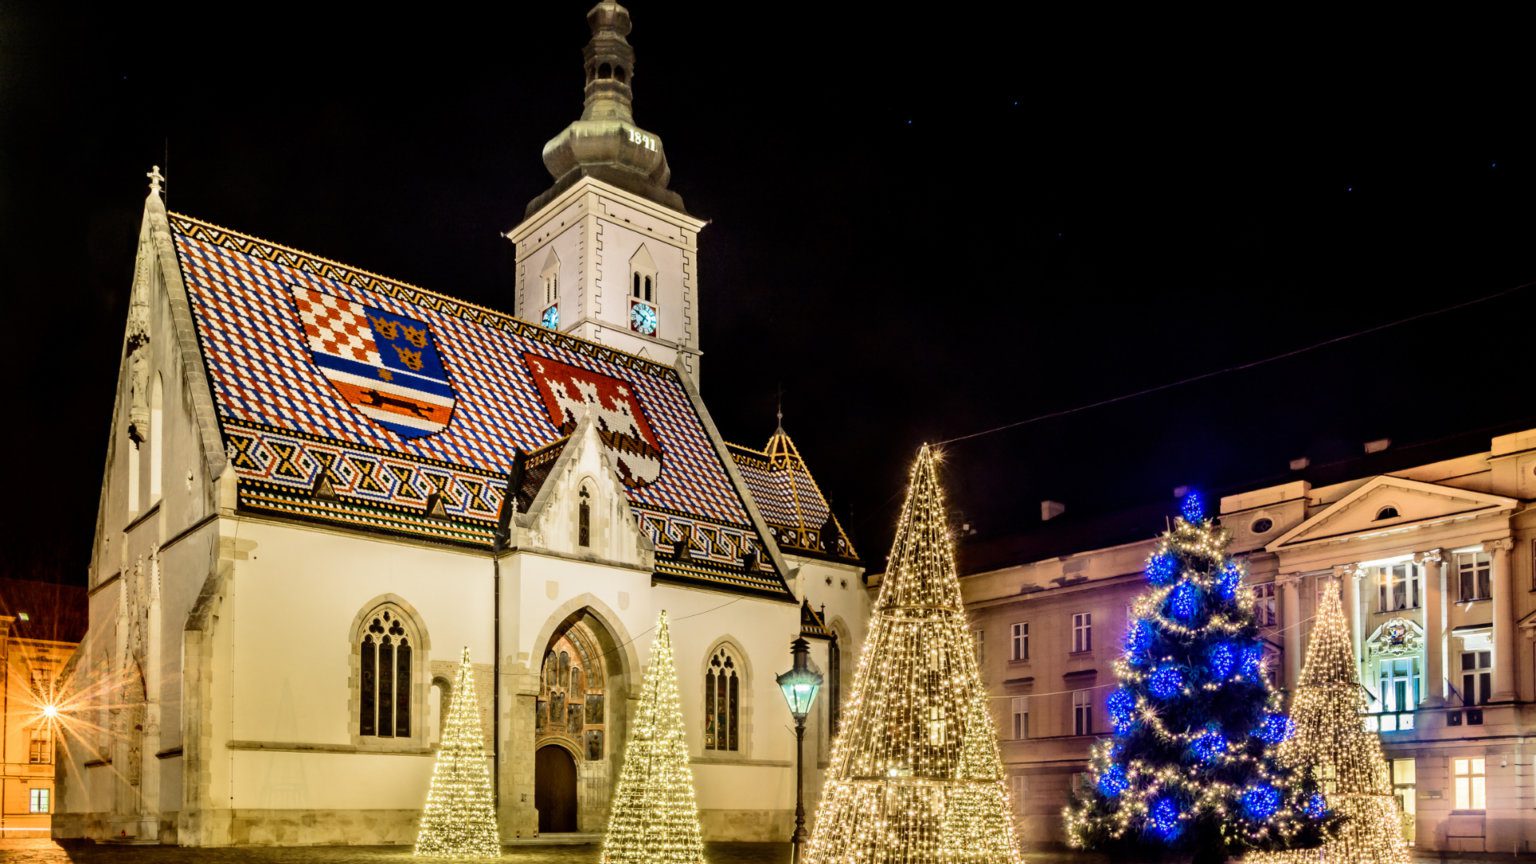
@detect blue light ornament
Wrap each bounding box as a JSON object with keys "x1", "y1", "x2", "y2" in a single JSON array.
[
  {"x1": 1169, "y1": 580, "x2": 1200, "y2": 621},
  {"x1": 1256, "y1": 713, "x2": 1295, "y2": 745},
  {"x1": 1097, "y1": 764, "x2": 1129, "y2": 798},
  {"x1": 1241, "y1": 784, "x2": 1281, "y2": 821},
  {"x1": 1149, "y1": 664, "x2": 1185, "y2": 700},
  {"x1": 1107, "y1": 687, "x2": 1137, "y2": 732},
  {"x1": 1125, "y1": 619, "x2": 1155, "y2": 660},
  {"x1": 1304, "y1": 792, "x2": 1329, "y2": 820},
  {"x1": 1181, "y1": 490, "x2": 1205, "y2": 523},
  {"x1": 1216, "y1": 561, "x2": 1242, "y2": 600},
  {"x1": 1149, "y1": 796, "x2": 1182, "y2": 840},
  {"x1": 1207, "y1": 642, "x2": 1236, "y2": 680},
  {"x1": 1190, "y1": 728, "x2": 1227, "y2": 764},
  {"x1": 1146, "y1": 553, "x2": 1178, "y2": 586}
]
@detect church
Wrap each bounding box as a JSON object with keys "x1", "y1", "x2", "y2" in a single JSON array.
[{"x1": 56, "y1": 1, "x2": 868, "y2": 846}]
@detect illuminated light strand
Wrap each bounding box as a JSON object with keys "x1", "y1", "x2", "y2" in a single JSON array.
[
  {"x1": 414, "y1": 647, "x2": 502, "y2": 858},
  {"x1": 1066, "y1": 496, "x2": 1325, "y2": 856},
  {"x1": 1245, "y1": 582, "x2": 1410, "y2": 864},
  {"x1": 805, "y1": 445, "x2": 1023, "y2": 864},
  {"x1": 600, "y1": 611, "x2": 706, "y2": 864}
]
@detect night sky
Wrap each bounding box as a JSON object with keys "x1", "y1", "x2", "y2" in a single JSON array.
[{"x1": 3, "y1": 6, "x2": 1533, "y2": 584}]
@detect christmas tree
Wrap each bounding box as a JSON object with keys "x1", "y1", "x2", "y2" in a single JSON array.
[
  {"x1": 1250, "y1": 580, "x2": 1410, "y2": 864},
  {"x1": 804, "y1": 445, "x2": 1023, "y2": 864},
  {"x1": 600, "y1": 610, "x2": 705, "y2": 864},
  {"x1": 1066, "y1": 492, "x2": 1325, "y2": 862},
  {"x1": 414, "y1": 647, "x2": 501, "y2": 858}
]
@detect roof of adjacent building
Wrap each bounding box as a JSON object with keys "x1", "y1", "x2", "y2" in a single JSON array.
[
  {"x1": 0, "y1": 579, "x2": 88, "y2": 644},
  {"x1": 169, "y1": 214, "x2": 793, "y2": 599},
  {"x1": 727, "y1": 427, "x2": 859, "y2": 564}
]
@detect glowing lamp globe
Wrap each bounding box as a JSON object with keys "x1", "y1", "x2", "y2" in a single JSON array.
[{"x1": 777, "y1": 637, "x2": 822, "y2": 721}]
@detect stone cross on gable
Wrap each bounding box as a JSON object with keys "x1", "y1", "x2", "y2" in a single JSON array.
[{"x1": 147, "y1": 165, "x2": 164, "y2": 195}]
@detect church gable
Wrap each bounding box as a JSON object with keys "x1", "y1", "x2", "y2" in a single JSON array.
[
  {"x1": 1266, "y1": 475, "x2": 1517, "y2": 551},
  {"x1": 519, "y1": 410, "x2": 651, "y2": 567},
  {"x1": 167, "y1": 214, "x2": 791, "y2": 598}
]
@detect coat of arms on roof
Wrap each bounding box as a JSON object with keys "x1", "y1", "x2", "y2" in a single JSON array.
[
  {"x1": 523, "y1": 352, "x2": 664, "y2": 488},
  {"x1": 291, "y1": 285, "x2": 458, "y2": 439}
]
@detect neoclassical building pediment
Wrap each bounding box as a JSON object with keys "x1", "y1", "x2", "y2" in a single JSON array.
[{"x1": 1265, "y1": 476, "x2": 1516, "y2": 552}]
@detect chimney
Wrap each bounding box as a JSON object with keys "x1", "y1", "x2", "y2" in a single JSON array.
[
  {"x1": 1289, "y1": 457, "x2": 1310, "y2": 471},
  {"x1": 1364, "y1": 438, "x2": 1391, "y2": 454},
  {"x1": 1040, "y1": 500, "x2": 1066, "y2": 522}
]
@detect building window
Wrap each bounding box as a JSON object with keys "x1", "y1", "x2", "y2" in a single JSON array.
[
  {"x1": 1452, "y1": 757, "x2": 1486, "y2": 810},
  {"x1": 1389, "y1": 758, "x2": 1417, "y2": 846},
  {"x1": 1011, "y1": 696, "x2": 1029, "y2": 739},
  {"x1": 1072, "y1": 690, "x2": 1093, "y2": 736},
  {"x1": 1457, "y1": 552, "x2": 1491, "y2": 602},
  {"x1": 704, "y1": 645, "x2": 741, "y2": 752},
  {"x1": 358, "y1": 604, "x2": 416, "y2": 739},
  {"x1": 1010, "y1": 622, "x2": 1029, "y2": 661},
  {"x1": 28, "y1": 726, "x2": 50, "y2": 764},
  {"x1": 29, "y1": 788, "x2": 48, "y2": 814},
  {"x1": 1010, "y1": 774, "x2": 1028, "y2": 817},
  {"x1": 828, "y1": 636, "x2": 842, "y2": 737},
  {"x1": 1460, "y1": 650, "x2": 1491, "y2": 706},
  {"x1": 1255, "y1": 582, "x2": 1277, "y2": 627},
  {"x1": 1376, "y1": 563, "x2": 1420, "y2": 612},
  {"x1": 578, "y1": 487, "x2": 591, "y2": 547},
  {"x1": 1376, "y1": 657, "x2": 1420, "y2": 715},
  {"x1": 973, "y1": 629, "x2": 985, "y2": 666},
  {"x1": 149, "y1": 374, "x2": 163, "y2": 503},
  {"x1": 1375, "y1": 506, "x2": 1401, "y2": 521},
  {"x1": 1072, "y1": 613, "x2": 1092, "y2": 653}
]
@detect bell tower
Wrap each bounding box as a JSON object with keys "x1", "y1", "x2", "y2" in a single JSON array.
[{"x1": 507, "y1": 1, "x2": 706, "y2": 386}]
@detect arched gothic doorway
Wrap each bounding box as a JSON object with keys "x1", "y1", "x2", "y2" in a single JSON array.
[{"x1": 534, "y1": 608, "x2": 627, "y2": 833}]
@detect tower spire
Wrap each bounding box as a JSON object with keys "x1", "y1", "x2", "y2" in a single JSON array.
[{"x1": 582, "y1": 2, "x2": 635, "y2": 123}]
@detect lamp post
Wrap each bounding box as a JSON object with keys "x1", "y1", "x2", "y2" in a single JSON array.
[{"x1": 777, "y1": 637, "x2": 823, "y2": 864}]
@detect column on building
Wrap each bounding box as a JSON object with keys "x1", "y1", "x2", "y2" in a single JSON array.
[
  {"x1": 1488, "y1": 538, "x2": 1516, "y2": 702},
  {"x1": 1336, "y1": 564, "x2": 1364, "y2": 668},
  {"x1": 1279, "y1": 574, "x2": 1302, "y2": 689},
  {"x1": 1419, "y1": 548, "x2": 1446, "y2": 708}
]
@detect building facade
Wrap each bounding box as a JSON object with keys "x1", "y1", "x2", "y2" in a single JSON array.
[
  {"x1": 961, "y1": 429, "x2": 1536, "y2": 853},
  {"x1": 0, "y1": 579, "x2": 87, "y2": 838},
  {"x1": 55, "y1": 2, "x2": 868, "y2": 846}
]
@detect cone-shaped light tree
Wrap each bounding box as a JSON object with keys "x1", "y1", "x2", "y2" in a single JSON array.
[
  {"x1": 805, "y1": 445, "x2": 1023, "y2": 864},
  {"x1": 600, "y1": 610, "x2": 706, "y2": 864},
  {"x1": 1250, "y1": 580, "x2": 1411, "y2": 864},
  {"x1": 1066, "y1": 492, "x2": 1327, "y2": 863},
  {"x1": 414, "y1": 647, "x2": 502, "y2": 858}
]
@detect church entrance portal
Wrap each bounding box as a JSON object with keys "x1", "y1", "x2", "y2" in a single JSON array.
[{"x1": 535, "y1": 745, "x2": 578, "y2": 833}]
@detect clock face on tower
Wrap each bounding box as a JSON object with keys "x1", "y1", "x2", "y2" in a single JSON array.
[
  {"x1": 629, "y1": 301, "x2": 658, "y2": 336},
  {"x1": 541, "y1": 304, "x2": 560, "y2": 329}
]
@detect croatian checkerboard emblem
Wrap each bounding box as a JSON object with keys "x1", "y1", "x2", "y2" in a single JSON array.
[
  {"x1": 291, "y1": 285, "x2": 457, "y2": 439},
  {"x1": 524, "y1": 353, "x2": 664, "y2": 487}
]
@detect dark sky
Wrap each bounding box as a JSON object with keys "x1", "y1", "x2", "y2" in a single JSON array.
[{"x1": 3, "y1": 5, "x2": 1533, "y2": 583}]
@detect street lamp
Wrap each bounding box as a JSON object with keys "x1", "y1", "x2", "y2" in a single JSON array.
[{"x1": 777, "y1": 637, "x2": 823, "y2": 864}]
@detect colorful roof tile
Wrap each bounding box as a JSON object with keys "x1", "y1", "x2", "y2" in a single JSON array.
[
  {"x1": 169, "y1": 214, "x2": 791, "y2": 599},
  {"x1": 727, "y1": 427, "x2": 859, "y2": 564}
]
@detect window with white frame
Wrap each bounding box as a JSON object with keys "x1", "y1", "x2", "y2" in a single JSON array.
[
  {"x1": 1452, "y1": 757, "x2": 1485, "y2": 810},
  {"x1": 29, "y1": 788, "x2": 48, "y2": 814},
  {"x1": 1072, "y1": 689, "x2": 1093, "y2": 736},
  {"x1": 1011, "y1": 696, "x2": 1029, "y2": 739},
  {"x1": 1010, "y1": 622, "x2": 1029, "y2": 661},
  {"x1": 1457, "y1": 552, "x2": 1491, "y2": 602},
  {"x1": 1254, "y1": 582, "x2": 1277, "y2": 627},
  {"x1": 1460, "y1": 650, "x2": 1491, "y2": 706},
  {"x1": 28, "y1": 726, "x2": 50, "y2": 763},
  {"x1": 1072, "y1": 613, "x2": 1092, "y2": 653},
  {"x1": 973, "y1": 629, "x2": 985, "y2": 666},
  {"x1": 1376, "y1": 562, "x2": 1421, "y2": 612},
  {"x1": 1377, "y1": 657, "x2": 1420, "y2": 714}
]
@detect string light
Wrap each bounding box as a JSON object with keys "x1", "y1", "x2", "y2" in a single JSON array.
[
  {"x1": 804, "y1": 445, "x2": 1023, "y2": 864},
  {"x1": 1066, "y1": 492, "x2": 1325, "y2": 857},
  {"x1": 414, "y1": 647, "x2": 502, "y2": 858},
  {"x1": 600, "y1": 611, "x2": 706, "y2": 864},
  {"x1": 1246, "y1": 581, "x2": 1410, "y2": 864}
]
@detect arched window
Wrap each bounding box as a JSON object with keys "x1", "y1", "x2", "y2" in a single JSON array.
[
  {"x1": 599, "y1": 62, "x2": 611, "y2": 79},
  {"x1": 828, "y1": 635, "x2": 841, "y2": 737},
  {"x1": 357, "y1": 603, "x2": 417, "y2": 739},
  {"x1": 615, "y1": 66, "x2": 627, "y2": 83},
  {"x1": 705, "y1": 645, "x2": 742, "y2": 751},
  {"x1": 1375, "y1": 506, "x2": 1400, "y2": 521},
  {"x1": 632, "y1": 272, "x2": 641, "y2": 299},
  {"x1": 578, "y1": 486, "x2": 592, "y2": 547},
  {"x1": 149, "y1": 374, "x2": 163, "y2": 503}
]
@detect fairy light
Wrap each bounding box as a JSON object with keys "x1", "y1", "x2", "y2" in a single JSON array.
[
  {"x1": 804, "y1": 445, "x2": 1023, "y2": 864},
  {"x1": 414, "y1": 647, "x2": 501, "y2": 858},
  {"x1": 1246, "y1": 581, "x2": 1411, "y2": 864},
  {"x1": 600, "y1": 610, "x2": 706, "y2": 864},
  {"x1": 1066, "y1": 492, "x2": 1325, "y2": 857}
]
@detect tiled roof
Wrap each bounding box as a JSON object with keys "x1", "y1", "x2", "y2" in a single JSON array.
[
  {"x1": 169, "y1": 215, "x2": 791, "y2": 598},
  {"x1": 727, "y1": 428, "x2": 859, "y2": 564},
  {"x1": 799, "y1": 599, "x2": 835, "y2": 640}
]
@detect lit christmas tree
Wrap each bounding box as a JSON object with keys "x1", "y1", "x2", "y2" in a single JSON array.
[
  {"x1": 414, "y1": 647, "x2": 501, "y2": 858},
  {"x1": 1249, "y1": 580, "x2": 1410, "y2": 864},
  {"x1": 600, "y1": 610, "x2": 705, "y2": 864},
  {"x1": 1066, "y1": 492, "x2": 1326, "y2": 863},
  {"x1": 804, "y1": 445, "x2": 1023, "y2": 864},
  {"x1": 940, "y1": 691, "x2": 1026, "y2": 863}
]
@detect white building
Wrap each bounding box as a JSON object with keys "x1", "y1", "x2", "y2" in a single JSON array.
[
  {"x1": 55, "y1": 1, "x2": 867, "y2": 845},
  {"x1": 961, "y1": 430, "x2": 1536, "y2": 853}
]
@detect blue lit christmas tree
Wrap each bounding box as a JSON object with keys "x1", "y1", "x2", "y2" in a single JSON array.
[{"x1": 1066, "y1": 492, "x2": 1327, "y2": 862}]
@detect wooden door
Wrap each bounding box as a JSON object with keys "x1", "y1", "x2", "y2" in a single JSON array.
[{"x1": 535, "y1": 745, "x2": 578, "y2": 833}]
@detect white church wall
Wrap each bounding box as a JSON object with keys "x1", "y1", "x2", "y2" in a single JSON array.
[{"x1": 594, "y1": 203, "x2": 690, "y2": 350}]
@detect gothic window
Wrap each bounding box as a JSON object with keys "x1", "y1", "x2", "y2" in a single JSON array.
[
  {"x1": 828, "y1": 636, "x2": 841, "y2": 737},
  {"x1": 357, "y1": 604, "x2": 416, "y2": 739},
  {"x1": 705, "y1": 644, "x2": 742, "y2": 752},
  {"x1": 578, "y1": 486, "x2": 591, "y2": 547}
]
